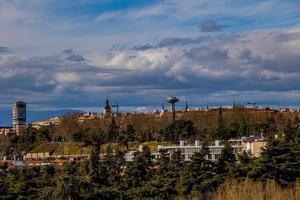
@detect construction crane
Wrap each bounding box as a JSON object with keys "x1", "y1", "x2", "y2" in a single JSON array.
[
  {"x1": 111, "y1": 103, "x2": 119, "y2": 115},
  {"x1": 247, "y1": 102, "x2": 257, "y2": 108}
]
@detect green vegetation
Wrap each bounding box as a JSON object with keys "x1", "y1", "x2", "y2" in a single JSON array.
[
  {"x1": 0, "y1": 110, "x2": 299, "y2": 199},
  {"x1": 53, "y1": 142, "x2": 91, "y2": 155},
  {"x1": 29, "y1": 143, "x2": 58, "y2": 153},
  {"x1": 0, "y1": 127, "x2": 299, "y2": 199}
]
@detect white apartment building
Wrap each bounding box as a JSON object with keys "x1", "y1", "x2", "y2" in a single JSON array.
[
  {"x1": 157, "y1": 139, "x2": 244, "y2": 162},
  {"x1": 124, "y1": 139, "x2": 245, "y2": 162},
  {"x1": 124, "y1": 137, "x2": 266, "y2": 162}
]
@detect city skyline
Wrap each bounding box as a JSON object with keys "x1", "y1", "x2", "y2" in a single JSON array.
[{"x1": 1, "y1": 0, "x2": 300, "y2": 112}]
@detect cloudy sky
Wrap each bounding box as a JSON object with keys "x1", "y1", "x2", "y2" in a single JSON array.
[{"x1": 1, "y1": 0, "x2": 300, "y2": 113}]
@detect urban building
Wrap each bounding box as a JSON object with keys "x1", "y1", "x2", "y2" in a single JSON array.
[
  {"x1": 102, "y1": 97, "x2": 112, "y2": 116},
  {"x1": 24, "y1": 142, "x2": 90, "y2": 166},
  {"x1": 0, "y1": 126, "x2": 13, "y2": 135},
  {"x1": 78, "y1": 112, "x2": 99, "y2": 122},
  {"x1": 32, "y1": 117, "x2": 61, "y2": 129},
  {"x1": 13, "y1": 101, "x2": 26, "y2": 135},
  {"x1": 157, "y1": 139, "x2": 244, "y2": 161},
  {"x1": 124, "y1": 137, "x2": 267, "y2": 162},
  {"x1": 243, "y1": 136, "x2": 267, "y2": 157}
]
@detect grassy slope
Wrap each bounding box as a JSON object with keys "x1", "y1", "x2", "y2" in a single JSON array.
[{"x1": 29, "y1": 142, "x2": 91, "y2": 155}]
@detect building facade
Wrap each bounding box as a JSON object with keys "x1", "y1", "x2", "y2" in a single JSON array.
[
  {"x1": 157, "y1": 139, "x2": 244, "y2": 162},
  {"x1": 124, "y1": 137, "x2": 267, "y2": 162},
  {"x1": 243, "y1": 136, "x2": 267, "y2": 157},
  {"x1": 13, "y1": 101, "x2": 26, "y2": 135},
  {"x1": 32, "y1": 117, "x2": 61, "y2": 129},
  {"x1": 0, "y1": 127, "x2": 13, "y2": 135}
]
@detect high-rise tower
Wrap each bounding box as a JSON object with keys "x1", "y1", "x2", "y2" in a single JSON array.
[{"x1": 13, "y1": 101, "x2": 26, "y2": 135}]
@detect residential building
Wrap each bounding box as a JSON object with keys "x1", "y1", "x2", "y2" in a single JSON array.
[
  {"x1": 157, "y1": 139, "x2": 244, "y2": 161},
  {"x1": 32, "y1": 117, "x2": 61, "y2": 129},
  {"x1": 0, "y1": 126, "x2": 13, "y2": 135},
  {"x1": 243, "y1": 135, "x2": 267, "y2": 157},
  {"x1": 78, "y1": 112, "x2": 99, "y2": 122},
  {"x1": 124, "y1": 139, "x2": 244, "y2": 162}
]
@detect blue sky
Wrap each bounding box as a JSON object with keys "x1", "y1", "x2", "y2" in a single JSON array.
[{"x1": 1, "y1": 0, "x2": 300, "y2": 114}]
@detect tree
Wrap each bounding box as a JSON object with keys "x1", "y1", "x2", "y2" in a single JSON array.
[
  {"x1": 162, "y1": 120, "x2": 195, "y2": 142},
  {"x1": 230, "y1": 151, "x2": 253, "y2": 178},
  {"x1": 36, "y1": 126, "x2": 51, "y2": 142},
  {"x1": 108, "y1": 117, "x2": 119, "y2": 142},
  {"x1": 215, "y1": 143, "x2": 236, "y2": 175},
  {"x1": 55, "y1": 113, "x2": 81, "y2": 142},
  {"x1": 126, "y1": 124, "x2": 136, "y2": 142},
  {"x1": 52, "y1": 163, "x2": 85, "y2": 200},
  {"x1": 36, "y1": 166, "x2": 56, "y2": 200},
  {"x1": 284, "y1": 119, "x2": 297, "y2": 142},
  {"x1": 180, "y1": 143, "x2": 216, "y2": 196},
  {"x1": 249, "y1": 134, "x2": 300, "y2": 186},
  {"x1": 125, "y1": 146, "x2": 153, "y2": 188}
]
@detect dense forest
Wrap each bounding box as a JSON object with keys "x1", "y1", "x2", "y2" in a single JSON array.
[{"x1": 0, "y1": 108, "x2": 300, "y2": 199}]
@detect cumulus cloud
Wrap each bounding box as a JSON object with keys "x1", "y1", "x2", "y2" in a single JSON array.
[
  {"x1": 200, "y1": 20, "x2": 230, "y2": 32},
  {"x1": 1, "y1": 27, "x2": 300, "y2": 110}
]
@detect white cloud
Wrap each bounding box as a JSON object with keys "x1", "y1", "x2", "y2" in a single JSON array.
[
  {"x1": 1, "y1": 0, "x2": 300, "y2": 110},
  {"x1": 95, "y1": 12, "x2": 121, "y2": 22},
  {"x1": 55, "y1": 72, "x2": 80, "y2": 83}
]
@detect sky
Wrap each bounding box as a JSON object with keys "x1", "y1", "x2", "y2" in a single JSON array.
[{"x1": 1, "y1": 0, "x2": 300, "y2": 114}]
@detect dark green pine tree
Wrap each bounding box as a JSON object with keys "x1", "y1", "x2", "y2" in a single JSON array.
[
  {"x1": 124, "y1": 146, "x2": 155, "y2": 199},
  {"x1": 230, "y1": 151, "x2": 253, "y2": 178},
  {"x1": 36, "y1": 165, "x2": 56, "y2": 199},
  {"x1": 248, "y1": 132, "x2": 300, "y2": 186},
  {"x1": 215, "y1": 143, "x2": 236, "y2": 175},
  {"x1": 108, "y1": 117, "x2": 119, "y2": 142},
  {"x1": 125, "y1": 146, "x2": 153, "y2": 188},
  {"x1": 7, "y1": 167, "x2": 40, "y2": 199},
  {"x1": 284, "y1": 119, "x2": 297, "y2": 142},
  {"x1": 149, "y1": 149, "x2": 178, "y2": 199},
  {"x1": 180, "y1": 143, "x2": 216, "y2": 197},
  {"x1": 126, "y1": 124, "x2": 136, "y2": 142},
  {"x1": 51, "y1": 163, "x2": 84, "y2": 200}
]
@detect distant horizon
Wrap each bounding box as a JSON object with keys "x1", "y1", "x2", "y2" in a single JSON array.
[{"x1": 1, "y1": 101, "x2": 300, "y2": 126}]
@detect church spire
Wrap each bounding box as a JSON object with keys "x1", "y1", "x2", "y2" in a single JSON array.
[
  {"x1": 185, "y1": 98, "x2": 188, "y2": 112},
  {"x1": 105, "y1": 96, "x2": 111, "y2": 109},
  {"x1": 103, "y1": 96, "x2": 111, "y2": 116}
]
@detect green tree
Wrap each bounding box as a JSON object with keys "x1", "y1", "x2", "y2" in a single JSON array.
[
  {"x1": 162, "y1": 120, "x2": 195, "y2": 142},
  {"x1": 52, "y1": 163, "x2": 87, "y2": 200},
  {"x1": 249, "y1": 134, "x2": 300, "y2": 186},
  {"x1": 230, "y1": 151, "x2": 253, "y2": 178},
  {"x1": 215, "y1": 143, "x2": 236, "y2": 175},
  {"x1": 108, "y1": 117, "x2": 119, "y2": 142},
  {"x1": 180, "y1": 143, "x2": 216, "y2": 196}
]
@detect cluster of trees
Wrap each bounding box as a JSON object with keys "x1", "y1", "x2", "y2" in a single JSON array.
[
  {"x1": 2, "y1": 109, "x2": 295, "y2": 156},
  {"x1": 0, "y1": 111, "x2": 299, "y2": 199},
  {"x1": 0, "y1": 117, "x2": 299, "y2": 199}
]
